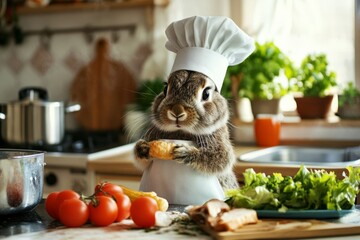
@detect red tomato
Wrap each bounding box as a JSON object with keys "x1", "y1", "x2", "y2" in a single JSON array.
[
  {"x1": 113, "y1": 192, "x2": 131, "y2": 222},
  {"x1": 89, "y1": 196, "x2": 118, "y2": 226},
  {"x1": 59, "y1": 198, "x2": 89, "y2": 227},
  {"x1": 45, "y1": 192, "x2": 59, "y2": 219},
  {"x1": 55, "y1": 190, "x2": 80, "y2": 219},
  {"x1": 95, "y1": 182, "x2": 123, "y2": 197},
  {"x1": 130, "y1": 196, "x2": 158, "y2": 228}
]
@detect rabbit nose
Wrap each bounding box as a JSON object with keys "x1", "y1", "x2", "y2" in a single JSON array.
[{"x1": 168, "y1": 104, "x2": 187, "y2": 121}]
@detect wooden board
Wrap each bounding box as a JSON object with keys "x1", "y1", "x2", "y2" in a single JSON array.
[
  {"x1": 70, "y1": 38, "x2": 137, "y2": 131},
  {"x1": 200, "y1": 218, "x2": 360, "y2": 240}
]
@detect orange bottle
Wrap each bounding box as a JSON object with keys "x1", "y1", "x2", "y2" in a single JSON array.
[{"x1": 254, "y1": 114, "x2": 281, "y2": 147}]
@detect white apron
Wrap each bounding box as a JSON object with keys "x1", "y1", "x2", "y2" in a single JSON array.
[{"x1": 139, "y1": 140, "x2": 224, "y2": 205}]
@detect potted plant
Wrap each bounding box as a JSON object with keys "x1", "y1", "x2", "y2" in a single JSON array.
[
  {"x1": 293, "y1": 53, "x2": 337, "y2": 119},
  {"x1": 222, "y1": 41, "x2": 295, "y2": 119},
  {"x1": 337, "y1": 82, "x2": 360, "y2": 119}
]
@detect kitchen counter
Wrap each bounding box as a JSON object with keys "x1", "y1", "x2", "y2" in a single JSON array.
[
  {"x1": 87, "y1": 144, "x2": 359, "y2": 205},
  {"x1": 9, "y1": 144, "x2": 355, "y2": 239},
  {"x1": 2, "y1": 201, "x2": 360, "y2": 239},
  {"x1": 87, "y1": 144, "x2": 353, "y2": 183},
  {"x1": 0, "y1": 201, "x2": 209, "y2": 240},
  {"x1": 0, "y1": 200, "x2": 60, "y2": 238},
  {"x1": 86, "y1": 145, "x2": 261, "y2": 176}
]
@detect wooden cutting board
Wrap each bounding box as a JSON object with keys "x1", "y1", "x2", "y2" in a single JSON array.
[
  {"x1": 70, "y1": 38, "x2": 137, "y2": 131},
  {"x1": 201, "y1": 217, "x2": 360, "y2": 240}
]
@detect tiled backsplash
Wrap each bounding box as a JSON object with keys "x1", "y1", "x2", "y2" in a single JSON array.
[{"x1": 0, "y1": 9, "x2": 151, "y2": 103}]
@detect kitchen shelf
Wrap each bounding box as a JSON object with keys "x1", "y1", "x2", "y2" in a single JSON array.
[
  {"x1": 17, "y1": 0, "x2": 169, "y2": 15},
  {"x1": 232, "y1": 117, "x2": 360, "y2": 128},
  {"x1": 231, "y1": 117, "x2": 360, "y2": 147}
]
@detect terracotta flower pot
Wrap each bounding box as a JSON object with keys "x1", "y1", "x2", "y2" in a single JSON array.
[{"x1": 294, "y1": 95, "x2": 334, "y2": 119}]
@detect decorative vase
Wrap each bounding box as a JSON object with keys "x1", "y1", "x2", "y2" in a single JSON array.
[
  {"x1": 250, "y1": 98, "x2": 281, "y2": 119},
  {"x1": 337, "y1": 95, "x2": 360, "y2": 119},
  {"x1": 294, "y1": 95, "x2": 334, "y2": 119}
]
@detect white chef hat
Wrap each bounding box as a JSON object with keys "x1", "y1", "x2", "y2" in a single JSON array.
[{"x1": 165, "y1": 16, "x2": 255, "y2": 91}]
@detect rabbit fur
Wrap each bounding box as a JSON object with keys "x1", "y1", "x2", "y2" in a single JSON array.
[{"x1": 134, "y1": 70, "x2": 239, "y2": 190}]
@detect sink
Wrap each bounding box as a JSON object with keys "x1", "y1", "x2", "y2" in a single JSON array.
[{"x1": 238, "y1": 146, "x2": 360, "y2": 166}]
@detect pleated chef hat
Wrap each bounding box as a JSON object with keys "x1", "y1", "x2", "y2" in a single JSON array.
[{"x1": 165, "y1": 16, "x2": 255, "y2": 91}]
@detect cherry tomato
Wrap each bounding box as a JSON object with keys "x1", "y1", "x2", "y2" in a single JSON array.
[
  {"x1": 45, "y1": 192, "x2": 60, "y2": 219},
  {"x1": 130, "y1": 196, "x2": 158, "y2": 228},
  {"x1": 59, "y1": 198, "x2": 89, "y2": 227},
  {"x1": 113, "y1": 192, "x2": 131, "y2": 222},
  {"x1": 95, "y1": 182, "x2": 123, "y2": 197},
  {"x1": 55, "y1": 190, "x2": 80, "y2": 219},
  {"x1": 89, "y1": 196, "x2": 118, "y2": 226}
]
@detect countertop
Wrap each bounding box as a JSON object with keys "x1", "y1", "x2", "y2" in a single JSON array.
[
  {"x1": 4, "y1": 144, "x2": 358, "y2": 239},
  {"x1": 2, "y1": 201, "x2": 360, "y2": 239},
  {"x1": 0, "y1": 201, "x2": 209, "y2": 240},
  {"x1": 87, "y1": 145, "x2": 352, "y2": 183},
  {"x1": 0, "y1": 200, "x2": 60, "y2": 238},
  {"x1": 87, "y1": 145, "x2": 262, "y2": 176}
]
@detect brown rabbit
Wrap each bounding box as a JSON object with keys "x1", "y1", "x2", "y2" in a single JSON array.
[{"x1": 134, "y1": 70, "x2": 238, "y2": 190}]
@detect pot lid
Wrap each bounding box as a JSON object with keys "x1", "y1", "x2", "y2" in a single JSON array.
[{"x1": 8, "y1": 87, "x2": 64, "y2": 107}]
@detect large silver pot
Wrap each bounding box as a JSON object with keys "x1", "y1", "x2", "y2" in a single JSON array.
[
  {"x1": 0, "y1": 87, "x2": 80, "y2": 146},
  {"x1": 0, "y1": 149, "x2": 44, "y2": 215}
]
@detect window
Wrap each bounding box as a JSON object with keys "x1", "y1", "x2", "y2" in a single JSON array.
[
  {"x1": 232, "y1": 0, "x2": 357, "y2": 114},
  {"x1": 235, "y1": 0, "x2": 356, "y2": 91}
]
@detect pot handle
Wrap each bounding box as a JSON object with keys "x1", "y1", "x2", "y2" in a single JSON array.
[
  {"x1": 19, "y1": 87, "x2": 48, "y2": 101},
  {"x1": 65, "y1": 103, "x2": 81, "y2": 113}
]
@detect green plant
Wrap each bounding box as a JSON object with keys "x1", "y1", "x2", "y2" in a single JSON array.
[
  {"x1": 221, "y1": 41, "x2": 296, "y2": 100},
  {"x1": 226, "y1": 165, "x2": 360, "y2": 210},
  {"x1": 294, "y1": 53, "x2": 337, "y2": 97},
  {"x1": 338, "y1": 82, "x2": 360, "y2": 107},
  {"x1": 134, "y1": 78, "x2": 164, "y2": 112}
]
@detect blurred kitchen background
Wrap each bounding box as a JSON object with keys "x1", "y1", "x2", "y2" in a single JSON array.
[{"x1": 0, "y1": 0, "x2": 359, "y2": 135}]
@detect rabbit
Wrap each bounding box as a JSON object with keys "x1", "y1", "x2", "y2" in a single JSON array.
[{"x1": 134, "y1": 70, "x2": 239, "y2": 190}]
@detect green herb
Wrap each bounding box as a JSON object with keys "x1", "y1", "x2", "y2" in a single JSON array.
[
  {"x1": 226, "y1": 165, "x2": 360, "y2": 211},
  {"x1": 221, "y1": 41, "x2": 296, "y2": 100},
  {"x1": 294, "y1": 53, "x2": 337, "y2": 97},
  {"x1": 338, "y1": 82, "x2": 360, "y2": 107}
]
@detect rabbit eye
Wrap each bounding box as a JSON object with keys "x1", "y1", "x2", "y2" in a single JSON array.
[
  {"x1": 163, "y1": 82, "x2": 168, "y2": 96},
  {"x1": 202, "y1": 87, "x2": 211, "y2": 101}
]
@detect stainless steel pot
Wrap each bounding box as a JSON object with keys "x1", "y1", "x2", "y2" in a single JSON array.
[
  {"x1": 0, "y1": 149, "x2": 44, "y2": 215},
  {"x1": 0, "y1": 87, "x2": 80, "y2": 146}
]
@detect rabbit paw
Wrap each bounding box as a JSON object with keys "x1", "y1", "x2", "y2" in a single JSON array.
[
  {"x1": 173, "y1": 144, "x2": 198, "y2": 164},
  {"x1": 135, "y1": 139, "x2": 150, "y2": 160}
]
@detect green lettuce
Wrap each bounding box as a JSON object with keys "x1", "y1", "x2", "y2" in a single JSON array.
[{"x1": 225, "y1": 165, "x2": 360, "y2": 211}]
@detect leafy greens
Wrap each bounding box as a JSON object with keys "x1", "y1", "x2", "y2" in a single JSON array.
[{"x1": 226, "y1": 165, "x2": 360, "y2": 211}]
